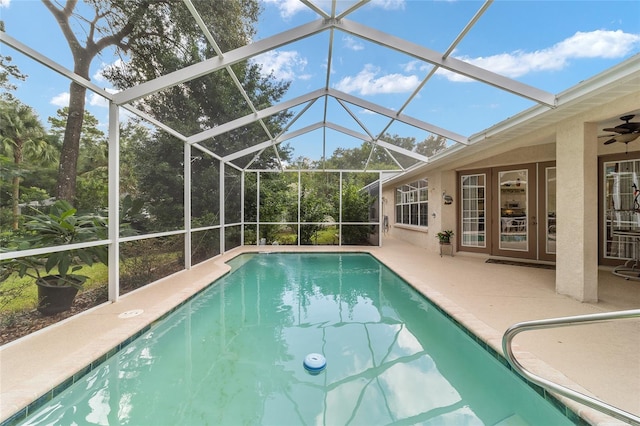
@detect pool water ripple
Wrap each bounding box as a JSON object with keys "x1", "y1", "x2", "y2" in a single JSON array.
[{"x1": 19, "y1": 253, "x2": 573, "y2": 425}]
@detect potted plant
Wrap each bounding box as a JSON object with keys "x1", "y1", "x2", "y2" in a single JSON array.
[
  {"x1": 0, "y1": 200, "x2": 108, "y2": 315},
  {"x1": 436, "y1": 230, "x2": 454, "y2": 244}
]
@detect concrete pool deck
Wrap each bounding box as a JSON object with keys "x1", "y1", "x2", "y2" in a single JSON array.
[{"x1": 1, "y1": 237, "x2": 638, "y2": 425}]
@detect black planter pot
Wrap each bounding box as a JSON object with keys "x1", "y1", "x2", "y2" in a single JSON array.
[{"x1": 37, "y1": 276, "x2": 80, "y2": 316}]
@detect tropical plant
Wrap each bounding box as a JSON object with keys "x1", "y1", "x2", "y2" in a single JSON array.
[
  {"x1": 436, "y1": 230, "x2": 454, "y2": 243},
  {"x1": 0, "y1": 200, "x2": 108, "y2": 288},
  {"x1": 0, "y1": 97, "x2": 57, "y2": 229}
]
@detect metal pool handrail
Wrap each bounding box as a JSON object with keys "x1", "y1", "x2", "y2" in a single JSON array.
[{"x1": 502, "y1": 309, "x2": 640, "y2": 426}]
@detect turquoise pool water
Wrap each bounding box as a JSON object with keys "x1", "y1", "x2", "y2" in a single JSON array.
[{"x1": 20, "y1": 253, "x2": 573, "y2": 425}]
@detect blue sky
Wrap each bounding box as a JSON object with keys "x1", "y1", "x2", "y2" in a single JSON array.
[{"x1": 1, "y1": 0, "x2": 639, "y2": 164}]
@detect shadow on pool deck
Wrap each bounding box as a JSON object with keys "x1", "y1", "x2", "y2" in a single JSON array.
[{"x1": 1, "y1": 237, "x2": 638, "y2": 425}]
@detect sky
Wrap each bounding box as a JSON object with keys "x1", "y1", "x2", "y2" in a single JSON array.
[{"x1": 1, "y1": 0, "x2": 639, "y2": 164}]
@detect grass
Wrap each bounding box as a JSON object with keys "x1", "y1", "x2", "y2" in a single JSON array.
[
  {"x1": 313, "y1": 228, "x2": 339, "y2": 244},
  {"x1": 273, "y1": 226, "x2": 340, "y2": 245},
  {"x1": 0, "y1": 264, "x2": 108, "y2": 313},
  {"x1": 0, "y1": 226, "x2": 339, "y2": 317}
]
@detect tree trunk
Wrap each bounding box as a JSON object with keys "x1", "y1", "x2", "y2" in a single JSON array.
[
  {"x1": 55, "y1": 81, "x2": 86, "y2": 203},
  {"x1": 11, "y1": 141, "x2": 23, "y2": 230}
]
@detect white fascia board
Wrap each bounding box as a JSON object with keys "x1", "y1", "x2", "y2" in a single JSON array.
[
  {"x1": 555, "y1": 54, "x2": 640, "y2": 106},
  {"x1": 328, "y1": 89, "x2": 468, "y2": 144},
  {"x1": 337, "y1": 19, "x2": 556, "y2": 107},
  {"x1": 186, "y1": 89, "x2": 326, "y2": 144},
  {"x1": 469, "y1": 56, "x2": 640, "y2": 144},
  {"x1": 1, "y1": 32, "x2": 112, "y2": 100},
  {"x1": 114, "y1": 20, "x2": 331, "y2": 105}
]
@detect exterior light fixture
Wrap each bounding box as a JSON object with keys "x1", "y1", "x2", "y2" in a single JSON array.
[{"x1": 443, "y1": 192, "x2": 453, "y2": 205}]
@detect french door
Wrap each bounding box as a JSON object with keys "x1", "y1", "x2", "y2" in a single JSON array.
[
  {"x1": 459, "y1": 162, "x2": 556, "y2": 261},
  {"x1": 492, "y1": 164, "x2": 537, "y2": 259}
]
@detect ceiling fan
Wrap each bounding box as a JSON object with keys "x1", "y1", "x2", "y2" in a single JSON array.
[{"x1": 600, "y1": 115, "x2": 640, "y2": 149}]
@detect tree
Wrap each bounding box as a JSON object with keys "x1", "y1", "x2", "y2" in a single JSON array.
[
  {"x1": 0, "y1": 21, "x2": 27, "y2": 94},
  {"x1": 324, "y1": 133, "x2": 420, "y2": 170},
  {"x1": 341, "y1": 179, "x2": 372, "y2": 244},
  {"x1": 416, "y1": 134, "x2": 448, "y2": 157},
  {"x1": 0, "y1": 97, "x2": 56, "y2": 229},
  {"x1": 299, "y1": 173, "x2": 335, "y2": 244},
  {"x1": 118, "y1": 121, "x2": 151, "y2": 197},
  {"x1": 102, "y1": 1, "x2": 291, "y2": 166},
  {"x1": 99, "y1": 1, "x2": 292, "y2": 231},
  {"x1": 48, "y1": 107, "x2": 108, "y2": 210},
  {"x1": 41, "y1": 0, "x2": 164, "y2": 203}
]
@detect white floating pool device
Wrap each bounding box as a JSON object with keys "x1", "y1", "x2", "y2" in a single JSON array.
[{"x1": 303, "y1": 353, "x2": 327, "y2": 375}]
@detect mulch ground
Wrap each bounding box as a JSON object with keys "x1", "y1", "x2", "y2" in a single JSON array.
[{"x1": 0, "y1": 288, "x2": 108, "y2": 346}]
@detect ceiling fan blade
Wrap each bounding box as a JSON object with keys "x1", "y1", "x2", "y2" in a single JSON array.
[
  {"x1": 603, "y1": 138, "x2": 617, "y2": 145},
  {"x1": 603, "y1": 127, "x2": 632, "y2": 134},
  {"x1": 622, "y1": 123, "x2": 640, "y2": 132},
  {"x1": 602, "y1": 114, "x2": 640, "y2": 134}
]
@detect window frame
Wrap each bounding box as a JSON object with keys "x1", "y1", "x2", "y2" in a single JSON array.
[{"x1": 395, "y1": 179, "x2": 429, "y2": 227}]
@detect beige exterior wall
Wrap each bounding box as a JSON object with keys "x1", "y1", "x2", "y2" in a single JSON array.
[
  {"x1": 381, "y1": 87, "x2": 640, "y2": 302},
  {"x1": 383, "y1": 145, "x2": 555, "y2": 254}
]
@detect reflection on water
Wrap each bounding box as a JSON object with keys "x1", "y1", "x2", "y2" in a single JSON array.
[{"x1": 22, "y1": 253, "x2": 571, "y2": 426}]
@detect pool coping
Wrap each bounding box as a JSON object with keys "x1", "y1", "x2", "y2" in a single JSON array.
[{"x1": 0, "y1": 246, "x2": 629, "y2": 425}]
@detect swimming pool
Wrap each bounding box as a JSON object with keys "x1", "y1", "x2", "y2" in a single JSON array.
[{"x1": 18, "y1": 253, "x2": 574, "y2": 425}]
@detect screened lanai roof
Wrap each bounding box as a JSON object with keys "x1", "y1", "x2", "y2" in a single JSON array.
[{"x1": 2, "y1": 0, "x2": 640, "y2": 173}]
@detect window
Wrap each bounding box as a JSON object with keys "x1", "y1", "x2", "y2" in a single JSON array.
[
  {"x1": 461, "y1": 173, "x2": 486, "y2": 248},
  {"x1": 395, "y1": 179, "x2": 428, "y2": 227},
  {"x1": 603, "y1": 158, "x2": 640, "y2": 260}
]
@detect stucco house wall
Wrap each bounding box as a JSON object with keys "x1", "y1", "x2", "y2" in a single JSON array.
[{"x1": 381, "y1": 86, "x2": 640, "y2": 302}]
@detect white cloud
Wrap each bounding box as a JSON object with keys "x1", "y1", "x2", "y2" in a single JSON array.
[
  {"x1": 93, "y1": 59, "x2": 128, "y2": 89},
  {"x1": 263, "y1": 0, "x2": 404, "y2": 18},
  {"x1": 50, "y1": 92, "x2": 70, "y2": 107},
  {"x1": 93, "y1": 61, "x2": 117, "y2": 83},
  {"x1": 343, "y1": 36, "x2": 364, "y2": 51},
  {"x1": 252, "y1": 50, "x2": 309, "y2": 81},
  {"x1": 51, "y1": 91, "x2": 112, "y2": 110},
  {"x1": 0, "y1": 0, "x2": 10, "y2": 8},
  {"x1": 89, "y1": 93, "x2": 109, "y2": 108},
  {"x1": 334, "y1": 64, "x2": 420, "y2": 95},
  {"x1": 555, "y1": 29, "x2": 640, "y2": 59},
  {"x1": 370, "y1": 0, "x2": 405, "y2": 10},
  {"x1": 440, "y1": 29, "x2": 640, "y2": 81},
  {"x1": 402, "y1": 60, "x2": 431, "y2": 73},
  {"x1": 262, "y1": 0, "x2": 307, "y2": 19}
]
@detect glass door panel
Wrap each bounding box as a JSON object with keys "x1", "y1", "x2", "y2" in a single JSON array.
[
  {"x1": 499, "y1": 169, "x2": 528, "y2": 251},
  {"x1": 493, "y1": 164, "x2": 536, "y2": 259},
  {"x1": 461, "y1": 174, "x2": 486, "y2": 248},
  {"x1": 546, "y1": 167, "x2": 556, "y2": 255}
]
